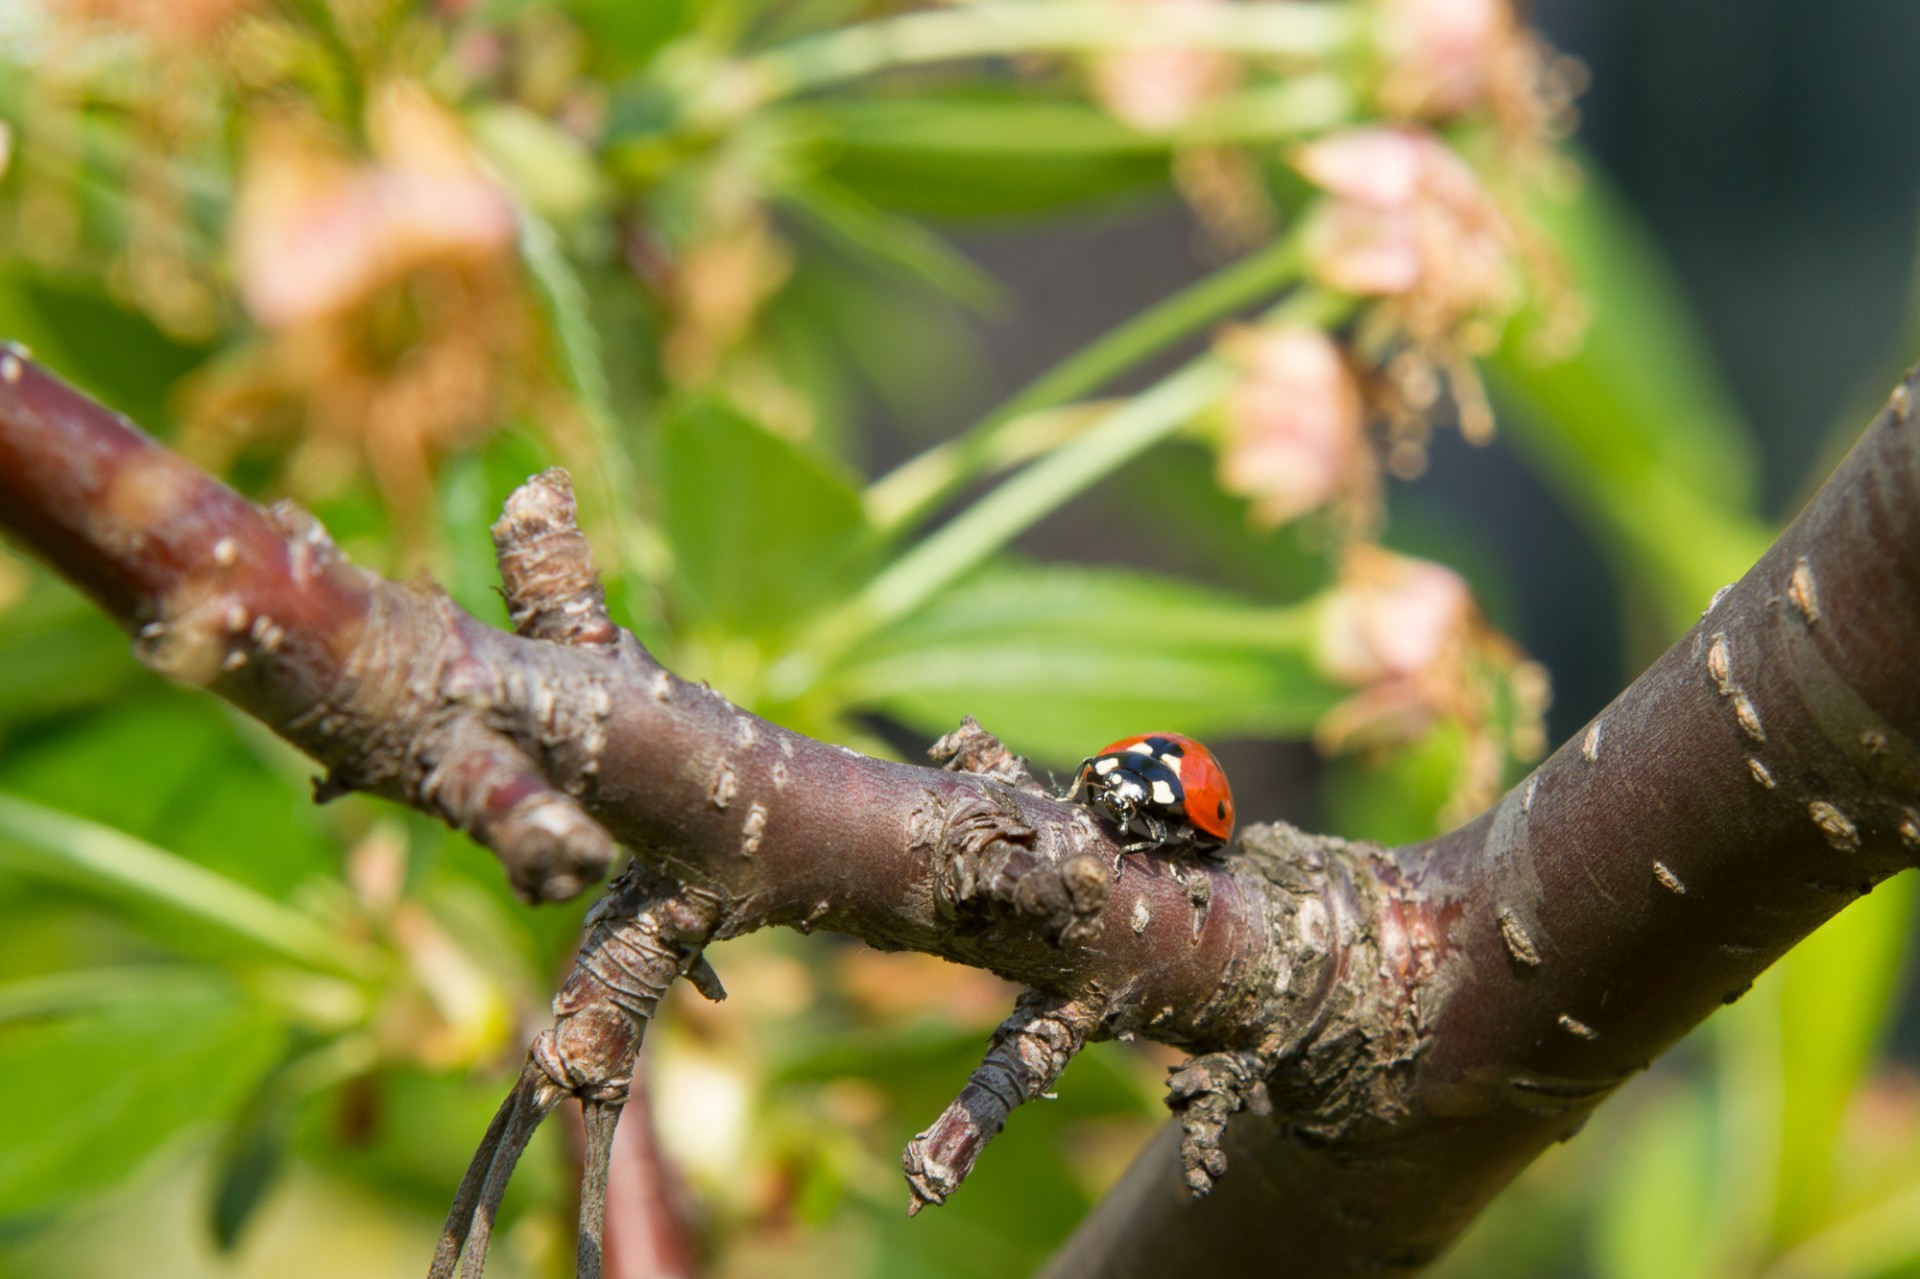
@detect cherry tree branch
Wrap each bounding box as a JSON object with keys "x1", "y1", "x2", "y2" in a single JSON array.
[
  {"x1": 4, "y1": 345, "x2": 1920, "y2": 1276},
  {"x1": 1048, "y1": 380, "x2": 1920, "y2": 1276}
]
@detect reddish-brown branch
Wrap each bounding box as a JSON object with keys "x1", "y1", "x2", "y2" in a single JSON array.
[
  {"x1": 1048, "y1": 381, "x2": 1920, "y2": 1276},
  {"x1": 599, "y1": 1063, "x2": 699, "y2": 1279},
  {"x1": 6, "y1": 346, "x2": 1920, "y2": 1277}
]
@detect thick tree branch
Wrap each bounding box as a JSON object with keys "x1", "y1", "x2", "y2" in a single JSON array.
[
  {"x1": 1048, "y1": 379, "x2": 1920, "y2": 1275},
  {"x1": 4, "y1": 345, "x2": 1920, "y2": 1276}
]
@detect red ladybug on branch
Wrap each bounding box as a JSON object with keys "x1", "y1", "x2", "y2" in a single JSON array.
[{"x1": 1065, "y1": 732, "x2": 1235, "y2": 855}]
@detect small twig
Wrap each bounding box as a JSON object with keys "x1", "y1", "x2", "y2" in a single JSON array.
[
  {"x1": 929, "y1": 714, "x2": 1049, "y2": 796},
  {"x1": 430, "y1": 1069, "x2": 558, "y2": 1279},
  {"x1": 1165, "y1": 1050, "x2": 1275, "y2": 1196},
  {"x1": 459, "y1": 1076, "x2": 557, "y2": 1279},
  {"x1": 428, "y1": 1077, "x2": 527, "y2": 1279},
  {"x1": 599, "y1": 1063, "x2": 700, "y2": 1279},
  {"x1": 491, "y1": 469, "x2": 621, "y2": 652},
  {"x1": 576, "y1": 1099, "x2": 622, "y2": 1279},
  {"x1": 903, "y1": 990, "x2": 1103, "y2": 1215}
]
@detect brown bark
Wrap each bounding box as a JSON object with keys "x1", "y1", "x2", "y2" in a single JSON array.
[{"x1": 3, "y1": 343, "x2": 1919, "y2": 1276}]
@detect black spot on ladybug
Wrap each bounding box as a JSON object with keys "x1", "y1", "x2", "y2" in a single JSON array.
[{"x1": 1065, "y1": 733, "x2": 1227, "y2": 855}]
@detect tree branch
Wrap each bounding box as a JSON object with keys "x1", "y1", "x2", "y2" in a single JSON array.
[
  {"x1": 1048, "y1": 379, "x2": 1920, "y2": 1276},
  {"x1": 4, "y1": 344, "x2": 1920, "y2": 1276}
]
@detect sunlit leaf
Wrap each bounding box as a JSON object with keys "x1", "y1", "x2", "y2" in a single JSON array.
[
  {"x1": 1592, "y1": 1084, "x2": 1721, "y2": 1279},
  {"x1": 0, "y1": 976, "x2": 283, "y2": 1216},
  {"x1": 659, "y1": 397, "x2": 872, "y2": 636},
  {"x1": 1491, "y1": 157, "x2": 1772, "y2": 633},
  {"x1": 826, "y1": 560, "x2": 1337, "y2": 766},
  {"x1": 1772, "y1": 875, "x2": 1919, "y2": 1245},
  {"x1": 803, "y1": 96, "x2": 1169, "y2": 217},
  {"x1": 781, "y1": 177, "x2": 1003, "y2": 311}
]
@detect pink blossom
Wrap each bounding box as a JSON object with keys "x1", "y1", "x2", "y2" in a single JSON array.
[
  {"x1": 232, "y1": 91, "x2": 516, "y2": 329},
  {"x1": 1293, "y1": 127, "x2": 1514, "y2": 317},
  {"x1": 1315, "y1": 546, "x2": 1473, "y2": 689},
  {"x1": 1378, "y1": 0, "x2": 1509, "y2": 118},
  {"x1": 1216, "y1": 325, "x2": 1366, "y2": 527},
  {"x1": 1088, "y1": 0, "x2": 1236, "y2": 133}
]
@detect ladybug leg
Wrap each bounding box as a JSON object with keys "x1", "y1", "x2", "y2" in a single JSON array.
[{"x1": 1140, "y1": 813, "x2": 1175, "y2": 851}]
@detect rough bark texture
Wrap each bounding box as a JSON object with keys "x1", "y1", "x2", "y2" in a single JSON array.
[
  {"x1": 1049, "y1": 379, "x2": 1920, "y2": 1276},
  {"x1": 3, "y1": 342, "x2": 1919, "y2": 1276}
]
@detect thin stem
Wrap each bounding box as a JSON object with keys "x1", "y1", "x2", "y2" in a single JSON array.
[
  {"x1": 460, "y1": 1085, "x2": 554, "y2": 1279},
  {"x1": 575, "y1": 1100, "x2": 622, "y2": 1279},
  {"x1": 515, "y1": 208, "x2": 671, "y2": 588},
  {"x1": 867, "y1": 230, "x2": 1309, "y2": 534},
  {"x1": 430, "y1": 1079, "x2": 527, "y2": 1279},
  {"x1": 0, "y1": 966, "x2": 215, "y2": 1021},
  {"x1": 777, "y1": 286, "x2": 1345, "y2": 695},
  {"x1": 744, "y1": 2, "x2": 1358, "y2": 104},
  {"x1": 779, "y1": 363, "x2": 1226, "y2": 698},
  {"x1": 0, "y1": 792, "x2": 375, "y2": 979}
]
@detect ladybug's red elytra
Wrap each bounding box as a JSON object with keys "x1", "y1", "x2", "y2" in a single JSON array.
[{"x1": 1065, "y1": 732, "x2": 1235, "y2": 854}]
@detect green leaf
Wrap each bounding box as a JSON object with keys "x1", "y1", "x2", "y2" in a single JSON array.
[
  {"x1": 1772, "y1": 874, "x2": 1919, "y2": 1245},
  {"x1": 208, "y1": 1082, "x2": 290, "y2": 1252},
  {"x1": 1766, "y1": 1179, "x2": 1920, "y2": 1279},
  {"x1": 0, "y1": 791, "x2": 369, "y2": 977},
  {"x1": 469, "y1": 103, "x2": 610, "y2": 224},
  {"x1": 1321, "y1": 721, "x2": 1473, "y2": 845},
  {"x1": 437, "y1": 426, "x2": 563, "y2": 629},
  {"x1": 0, "y1": 581, "x2": 141, "y2": 737},
  {"x1": 1490, "y1": 155, "x2": 1772, "y2": 634},
  {"x1": 659, "y1": 397, "x2": 871, "y2": 636},
  {"x1": 568, "y1": 0, "x2": 696, "y2": 68},
  {"x1": 0, "y1": 694, "x2": 336, "y2": 900},
  {"x1": 0, "y1": 976, "x2": 283, "y2": 1216},
  {"x1": 292, "y1": 1067, "x2": 566, "y2": 1218},
  {"x1": 0, "y1": 269, "x2": 207, "y2": 433},
  {"x1": 769, "y1": 252, "x2": 990, "y2": 439},
  {"x1": 517, "y1": 206, "x2": 669, "y2": 585},
  {"x1": 780, "y1": 176, "x2": 1002, "y2": 311},
  {"x1": 824, "y1": 561, "x2": 1337, "y2": 765},
  {"x1": 803, "y1": 96, "x2": 1169, "y2": 217},
  {"x1": 1592, "y1": 1084, "x2": 1721, "y2": 1279}
]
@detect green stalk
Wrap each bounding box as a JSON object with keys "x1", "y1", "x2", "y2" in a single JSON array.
[
  {"x1": 867, "y1": 230, "x2": 1309, "y2": 534},
  {"x1": 0, "y1": 967, "x2": 217, "y2": 1023},
  {"x1": 776, "y1": 360, "x2": 1227, "y2": 697},
  {"x1": 0, "y1": 793, "x2": 375, "y2": 979},
  {"x1": 744, "y1": 2, "x2": 1358, "y2": 104},
  {"x1": 516, "y1": 208, "x2": 672, "y2": 586},
  {"x1": 776, "y1": 286, "x2": 1348, "y2": 696}
]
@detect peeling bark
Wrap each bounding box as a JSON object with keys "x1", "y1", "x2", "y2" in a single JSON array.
[
  {"x1": 1048, "y1": 377, "x2": 1920, "y2": 1276},
  {"x1": 4, "y1": 349, "x2": 1920, "y2": 1277},
  {"x1": 904, "y1": 990, "x2": 1102, "y2": 1214}
]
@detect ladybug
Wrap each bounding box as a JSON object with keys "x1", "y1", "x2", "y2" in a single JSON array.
[{"x1": 1065, "y1": 732, "x2": 1235, "y2": 854}]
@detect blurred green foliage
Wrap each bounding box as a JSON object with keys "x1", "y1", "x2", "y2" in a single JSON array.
[{"x1": 0, "y1": 1, "x2": 1912, "y2": 1277}]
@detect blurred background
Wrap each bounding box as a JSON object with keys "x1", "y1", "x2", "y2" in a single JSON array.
[{"x1": 0, "y1": 1, "x2": 1916, "y2": 1277}]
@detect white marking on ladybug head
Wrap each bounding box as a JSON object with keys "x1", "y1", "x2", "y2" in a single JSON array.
[
  {"x1": 1094, "y1": 756, "x2": 1121, "y2": 775},
  {"x1": 1114, "y1": 778, "x2": 1146, "y2": 803},
  {"x1": 1150, "y1": 780, "x2": 1177, "y2": 806}
]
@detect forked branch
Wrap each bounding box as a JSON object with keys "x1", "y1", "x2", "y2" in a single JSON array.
[{"x1": 5, "y1": 348, "x2": 1920, "y2": 1277}]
